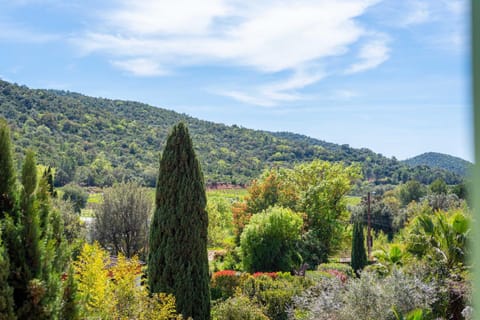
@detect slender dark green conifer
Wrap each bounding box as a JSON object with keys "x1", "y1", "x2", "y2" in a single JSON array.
[
  {"x1": 0, "y1": 231, "x2": 15, "y2": 320},
  {"x1": 0, "y1": 119, "x2": 16, "y2": 319},
  {"x1": 351, "y1": 221, "x2": 367, "y2": 274},
  {"x1": 37, "y1": 175, "x2": 67, "y2": 318},
  {"x1": 42, "y1": 167, "x2": 56, "y2": 198},
  {"x1": 148, "y1": 123, "x2": 210, "y2": 320},
  {"x1": 15, "y1": 150, "x2": 43, "y2": 319},
  {"x1": 0, "y1": 119, "x2": 17, "y2": 219}
]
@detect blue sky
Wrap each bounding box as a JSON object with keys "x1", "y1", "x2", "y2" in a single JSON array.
[{"x1": 0, "y1": 0, "x2": 472, "y2": 161}]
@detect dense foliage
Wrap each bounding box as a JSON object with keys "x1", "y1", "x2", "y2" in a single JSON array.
[
  {"x1": 74, "y1": 242, "x2": 182, "y2": 320},
  {"x1": 240, "y1": 206, "x2": 303, "y2": 273},
  {"x1": 0, "y1": 79, "x2": 473, "y2": 320},
  {"x1": 93, "y1": 182, "x2": 152, "y2": 259},
  {"x1": 0, "y1": 122, "x2": 69, "y2": 319},
  {"x1": 148, "y1": 123, "x2": 210, "y2": 320},
  {"x1": 0, "y1": 80, "x2": 463, "y2": 187},
  {"x1": 403, "y1": 152, "x2": 472, "y2": 177}
]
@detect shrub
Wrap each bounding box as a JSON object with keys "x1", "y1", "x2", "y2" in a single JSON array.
[
  {"x1": 240, "y1": 206, "x2": 303, "y2": 272},
  {"x1": 74, "y1": 243, "x2": 182, "y2": 319},
  {"x1": 289, "y1": 276, "x2": 344, "y2": 320},
  {"x1": 338, "y1": 270, "x2": 437, "y2": 320},
  {"x1": 211, "y1": 270, "x2": 241, "y2": 300},
  {"x1": 212, "y1": 295, "x2": 268, "y2": 320},
  {"x1": 253, "y1": 272, "x2": 278, "y2": 279},
  {"x1": 317, "y1": 263, "x2": 354, "y2": 278},
  {"x1": 61, "y1": 184, "x2": 88, "y2": 213},
  {"x1": 290, "y1": 269, "x2": 437, "y2": 320},
  {"x1": 241, "y1": 273, "x2": 310, "y2": 320}
]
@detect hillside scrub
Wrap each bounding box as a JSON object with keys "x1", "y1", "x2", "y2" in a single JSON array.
[{"x1": 0, "y1": 80, "x2": 463, "y2": 187}]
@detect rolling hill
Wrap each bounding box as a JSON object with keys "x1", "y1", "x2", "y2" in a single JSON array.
[
  {"x1": 403, "y1": 152, "x2": 472, "y2": 177},
  {"x1": 0, "y1": 79, "x2": 462, "y2": 187}
]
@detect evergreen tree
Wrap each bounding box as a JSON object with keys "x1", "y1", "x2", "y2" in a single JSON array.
[
  {"x1": 15, "y1": 150, "x2": 43, "y2": 319},
  {"x1": 37, "y1": 176, "x2": 68, "y2": 318},
  {"x1": 351, "y1": 221, "x2": 367, "y2": 274},
  {"x1": 0, "y1": 119, "x2": 17, "y2": 219},
  {"x1": 42, "y1": 167, "x2": 56, "y2": 198},
  {"x1": 60, "y1": 264, "x2": 79, "y2": 320},
  {"x1": 0, "y1": 231, "x2": 15, "y2": 320},
  {"x1": 148, "y1": 123, "x2": 210, "y2": 320}
]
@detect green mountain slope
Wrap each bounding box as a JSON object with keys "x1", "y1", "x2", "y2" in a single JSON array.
[
  {"x1": 403, "y1": 152, "x2": 472, "y2": 177},
  {"x1": 0, "y1": 80, "x2": 462, "y2": 187}
]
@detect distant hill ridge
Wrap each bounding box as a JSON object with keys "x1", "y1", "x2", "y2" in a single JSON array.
[
  {"x1": 403, "y1": 152, "x2": 472, "y2": 177},
  {"x1": 0, "y1": 79, "x2": 462, "y2": 187}
]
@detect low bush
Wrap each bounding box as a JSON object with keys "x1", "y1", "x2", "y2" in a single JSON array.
[
  {"x1": 290, "y1": 269, "x2": 438, "y2": 320},
  {"x1": 241, "y1": 273, "x2": 310, "y2": 320},
  {"x1": 317, "y1": 263, "x2": 354, "y2": 278},
  {"x1": 212, "y1": 295, "x2": 268, "y2": 320},
  {"x1": 211, "y1": 270, "x2": 241, "y2": 300}
]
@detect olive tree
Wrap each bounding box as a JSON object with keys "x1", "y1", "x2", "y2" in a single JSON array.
[{"x1": 93, "y1": 182, "x2": 152, "y2": 258}]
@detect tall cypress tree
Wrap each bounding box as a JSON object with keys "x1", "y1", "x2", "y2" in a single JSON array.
[
  {"x1": 0, "y1": 118, "x2": 17, "y2": 219},
  {"x1": 351, "y1": 221, "x2": 367, "y2": 275},
  {"x1": 37, "y1": 175, "x2": 68, "y2": 318},
  {"x1": 0, "y1": 231, "x2": 15, "y2": 320},
  {"x1": 148, "y1": 123, "x2": 210, "y2": 320}
]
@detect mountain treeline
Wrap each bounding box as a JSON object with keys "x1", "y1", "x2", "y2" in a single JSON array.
[
  {"x1": 0, "y1": 80, "x2": 463, "y2": 187},
  {"x1": 403, "y1": 152, "x2": 472, "y2": 177}
]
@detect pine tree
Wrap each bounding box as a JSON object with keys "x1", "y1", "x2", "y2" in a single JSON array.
[
  {"x1": 351, "y1": 221, "x2": 367, "y2": 275},
  {"x1": 0, "y1": 119, "x2": 17, "y2": 219},
  {"x1": 148, "y1": 123, "x2": 210, "y2": 320}
]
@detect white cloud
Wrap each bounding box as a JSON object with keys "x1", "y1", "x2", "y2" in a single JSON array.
[
  {"x1": 69, "y1": 0, "x2": 402, "y2": 105},
  {"x1": 110, "y1": 58, "x2": 168, "y2": 77},
  {"x1": 216, "y1": 67, "x2": 325, "y2": 106},
  {"x1": 73, "y1": 0, "x2": 380, "y2": 74},
  {"x1": 219, "y1": 90, "x2": 277, "y2": 107},
  {"x1": 345, "y1": 37, "x2": 390, "y2": 74},
  {"x1": 103, "y1": 0, "x2": 230, "y2": 36}
]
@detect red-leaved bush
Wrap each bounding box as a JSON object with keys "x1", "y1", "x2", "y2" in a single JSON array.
[
  {"x1": 211, "y1": 270, "x2": 241, "y2": 300},
  {"x1": 213, "y1": 270, "x2": 237, "y2": 279}
]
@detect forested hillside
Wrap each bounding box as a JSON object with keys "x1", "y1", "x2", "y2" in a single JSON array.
[
  {"x1": 403, "y1": 152, "x2": 472, "y2": 177},
  {"x1": 0, "y1": 80, "x2": 462, "y2": 186}
]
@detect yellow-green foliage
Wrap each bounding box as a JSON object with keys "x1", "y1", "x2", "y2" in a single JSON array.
[
  {"x1": 74, "y1": 242, "x2": 182, "y2": 320},
  {"x1": 345, "y1": 196, "x2": 361, "y2": 206},
  {"x1": 207, "y1": 197, "x2": 234, "y2": 249},
  {"x1": 87, "y1": 192, "x2": 103, "y2": 205},
  {"x1": 74, "y1": 242, "x2": 114, "y2": 318},
  {"x1": 212, "y1": 295, "x2": 268, "y2": 320}
]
